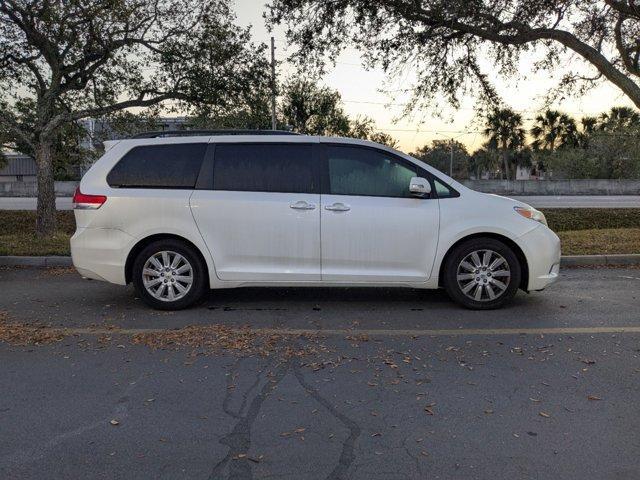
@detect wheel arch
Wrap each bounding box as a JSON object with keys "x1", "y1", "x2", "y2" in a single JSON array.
[
  {"x1": 437, "y1": 232, "x2": 529, "y2": 291},
  {"x1": 125, "y1": 233, "x2": 210, "y2": 286}
]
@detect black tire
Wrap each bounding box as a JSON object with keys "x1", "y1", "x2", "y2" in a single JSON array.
[
  {"x1": 132, "y1": 239, "x2": 207, "y2": 310},
  {"x1": 442, "y1": 237, "x2": 521, "y2": 310}
]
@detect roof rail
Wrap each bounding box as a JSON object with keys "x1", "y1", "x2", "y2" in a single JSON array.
[{"x1": 131, "y1": 129, "x2": 299, "y2": 139}]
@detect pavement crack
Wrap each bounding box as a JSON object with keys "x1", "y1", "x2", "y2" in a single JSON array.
[
  {"x1": 222, "y1": 358, "x2": 273, "y2": 420},
  {"x1": 293, "y1": 362, "x2": 361, "y2": 480},
  {"x1": 210, "y1": 361, "x2": 290, "y2": 480}
]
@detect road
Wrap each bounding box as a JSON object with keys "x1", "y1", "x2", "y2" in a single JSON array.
[
  {"x1": 1, "y1": 195, "x2": 640, "y2": 210},
  {"x1": 0, "y1": 197, "x2": 73, "y2": 210},
  {"x1": 1, "y1": 266, "x2": 640, "y2": 479}
]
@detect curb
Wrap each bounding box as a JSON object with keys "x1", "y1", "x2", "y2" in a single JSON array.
[
  {"x1": 0, "y1": 256, "x2": 73, "y2": 267},
  {"x1": 1, "y1": 254, "x2": 640, "y2": 268},
  {"x1": 560, "y1": 254, "x2": 640, "y2": 266}
]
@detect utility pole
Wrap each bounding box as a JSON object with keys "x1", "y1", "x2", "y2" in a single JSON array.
[
  {"x1": 270, "y1": 36, "x2": 277, "y2": 130},
  {"x1": 449, "y1": 139, "x2": 454, "y2": 177},
  {"x1": 435, "y1": 132, "x2": 470, "y2": 179}
]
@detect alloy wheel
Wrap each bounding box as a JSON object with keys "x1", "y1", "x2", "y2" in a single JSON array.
[
  {"x1": 142, "y1": 251, "x2": 193, "y2": 302},
  {"x1": 456, "y1": 249, "x2": 511, "y2": 302}
]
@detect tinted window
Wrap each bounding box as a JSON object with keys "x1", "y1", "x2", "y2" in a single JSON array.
[
  {"x1": 433, "y1": 177, "x2": 459, "y2": 198},
  {"x1": 107, "y1": 143, "x2": 206, "y2": 188},
  {"x1": 213, "y1": 144, "x2": 316, "y2": 193},
  {"x1": 327, "y1": 145, "x2": 417, "y2": 197}
]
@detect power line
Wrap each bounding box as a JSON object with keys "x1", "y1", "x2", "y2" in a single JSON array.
[
  {"x1": 376, "y1": 127, "x2": 482, "y2": 134},
  {"x1": 342, "y1": 99, "x2": 608, "y2": 116}
]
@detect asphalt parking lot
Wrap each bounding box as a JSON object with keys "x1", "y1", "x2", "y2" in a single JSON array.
[{"x1": 1, "y1": 266, "x2": 640, "y2": 479}]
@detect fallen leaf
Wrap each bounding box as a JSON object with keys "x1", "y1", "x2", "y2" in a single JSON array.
[
  {"x1": 110, "y1": 419, "x2": 119, "y2": 426},
  {"x1": 587, "y1": 395, "x2": 602, "y2": 401},
  {"x1": 539, "y1": 412, "x2": 550, "y2": 418}
]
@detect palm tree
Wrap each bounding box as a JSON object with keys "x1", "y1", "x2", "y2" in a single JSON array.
[
  {"x1": 469, "y1": 144, "x2": 501, "y2": 179},
  {"x1": 483, "y1": 108, "x2": 526, "y2": 180},
  {"x1": 598, "y1": 106, "x2": 640, "y2": 131},
  {"x1": 578, "y1": 116, "x2": 598, "y2": 148},
  {"x1": 581, "y1": 116, "x2": 598, "y2": 135},
  {"x1": 530, "y1": 110, "x2": 579, "y2": 150}
]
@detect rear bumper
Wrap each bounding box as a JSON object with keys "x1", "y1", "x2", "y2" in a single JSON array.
[
  {"x1": 517, "y1": 225, "x2": 562, "y2": 291},
  {"x1": 70, "y1": 227, "x2": 131, "y2": 285}
]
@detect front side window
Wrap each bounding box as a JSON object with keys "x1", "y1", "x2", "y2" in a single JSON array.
[
  {"x1": 213, "y1": 144, "x2": 316, "y2": 193},
  {"x1": 107, "y1": 143, "x2": 207, "y2": 188},
  {"x1": 326, "y1": 145, "x2": 417, "y2": 198},
  {"x1": 433, "y1": 177, "x2": 459, "y2": 198}
]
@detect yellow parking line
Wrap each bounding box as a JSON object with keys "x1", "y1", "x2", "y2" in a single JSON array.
[{"x1": 62, "y1": 326, "x2": 640, "y2": 337}]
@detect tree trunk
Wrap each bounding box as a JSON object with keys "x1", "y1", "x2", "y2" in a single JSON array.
[
  {"x1": 501, "y1": 149, "x2": 510, "y2": 180},
  {"x1": 35, "y1": 140, "x2": 57, "y2": 236}
]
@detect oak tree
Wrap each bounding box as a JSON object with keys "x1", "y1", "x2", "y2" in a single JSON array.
[
  {"x1": 268, "y1": 1, "x2": 640, "y2": 111},
  {"x1": 1, "y1": 0, "x2": 267, "y2": 235}
]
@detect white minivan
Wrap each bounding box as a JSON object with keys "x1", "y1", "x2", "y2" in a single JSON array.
[{"x1": 71, "y1": 131, "x2": 560, "y2": 310}]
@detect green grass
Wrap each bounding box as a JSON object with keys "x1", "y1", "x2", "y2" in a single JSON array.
[
  {"x1": 1, "y1": 209, "x2": 639, "y2": 257},
  {"x1": 558, "y1": 228, "x2": 640, "y2": 256},
  {"x1": 0, "y1": 211, "x2": 74, "y2": 256},
  {"x1": 541, "y1": 208, "x2": 640, "y2": 232}
]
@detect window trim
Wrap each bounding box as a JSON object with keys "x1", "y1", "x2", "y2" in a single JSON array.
[
  {"x1": 429, "y1": 174, "x2": 460, "y2": 199},
  {"x1": 207, "y1": 142, "x2": 321, "y2": 194},
  {"x1": 319, "y1": 143, "x2": 437, "y2": 200},
  {"x1": 106, "y1": 143, "x2": 208, "y2": 190},
  {"x1": 195, "y1": 143, "x2": 215, "y2": 190}
]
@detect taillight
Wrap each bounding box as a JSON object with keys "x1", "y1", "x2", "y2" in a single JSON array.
[{"x1": 72, "y1": 187, "x2": 107, "y2": 210}]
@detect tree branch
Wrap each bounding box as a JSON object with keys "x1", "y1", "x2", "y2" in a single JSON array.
[{"x1": 406, "y1": 5, "x2": 640, "y2": 108}]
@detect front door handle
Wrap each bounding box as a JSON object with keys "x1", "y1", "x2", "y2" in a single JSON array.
[
  {"x1": 290, "y1": 200, "x2": 316, "y2": 210},
  {"x1": 325, "y1": 202, "x2": 351, "y2": 212}
]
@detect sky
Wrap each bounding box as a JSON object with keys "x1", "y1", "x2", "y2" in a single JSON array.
[{"x1": 233, "y1": 1, "x2": 635, "y2": 153}]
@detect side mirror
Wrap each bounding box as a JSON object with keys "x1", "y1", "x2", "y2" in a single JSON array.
[{"x1": 409, "y1": 177, "x2": 431, "y2": 197}]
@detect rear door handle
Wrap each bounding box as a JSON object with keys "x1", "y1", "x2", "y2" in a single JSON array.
[
  {"x1": 325, "y1": 202, "x2": 351, "y2": 212},
  {"x1": 290, "y1": 200, "x2": 316, "y2": 210}
]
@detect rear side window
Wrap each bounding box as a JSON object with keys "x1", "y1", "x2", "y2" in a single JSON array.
[
  {"x1": 326, "y1": 145, "x2": 417, "y2": 198},
  {"x1": 107, "y1": 143, "x2": 207, "y2": 188},
  {"x1": 213, "y1": 144, "x2": 316, "y2": 193}
]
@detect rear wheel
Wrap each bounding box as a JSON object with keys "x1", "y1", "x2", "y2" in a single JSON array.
[
  {"x1": 132, "y1": 239, "x2": 207, "y2": 310},
  {"x1": 443, "y1": 237, "x2": 521, "y2": 310}
]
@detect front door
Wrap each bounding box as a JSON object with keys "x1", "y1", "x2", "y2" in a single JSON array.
[
  {"x1": 320, "y1": 144, "x2": 439, "y2": 283},
  {"x1": 190, "y1": 142, "x2": 321, "y2": 281}
]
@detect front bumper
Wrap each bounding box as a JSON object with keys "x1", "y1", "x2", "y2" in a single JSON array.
[{"x1": 517, "y1": 224, "x2": 562, "y2": 291}]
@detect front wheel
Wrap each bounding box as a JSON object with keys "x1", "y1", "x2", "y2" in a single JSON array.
[
  {"x1": 443, "y1": 238, "x2": 521, "y2": 310},
  {"x1": 132, "y1": 239, "x2": 207, "y2": 310}
]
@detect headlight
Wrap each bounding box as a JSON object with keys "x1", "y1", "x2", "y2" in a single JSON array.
[{"x1": 514, "y1": 206, "x2": 547, "y2": 226}]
